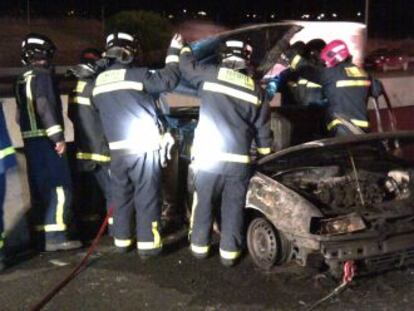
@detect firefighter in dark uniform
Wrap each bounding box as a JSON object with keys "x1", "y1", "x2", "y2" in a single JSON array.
[
  {"x1": 283, "y1": 39, "x2": 371, "y2": 136},
  {"x1": 92, "y1": 32, "x2": 181, "y2": 257},
  {"x1": 14, "y1": 33, "x2": 81, "y2": 251},
  {"x1": 180, "y1": 40, "x2": 273, "y2": 266},
  {"x1": 0, "y1": 103, "x2": 17, "y2": 271},
  {"x1": 68, "y1": 49, "x2": 113, "y2": 234}
]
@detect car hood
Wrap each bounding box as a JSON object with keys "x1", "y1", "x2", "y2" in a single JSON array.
[{"x1": 258, "y1": 131, "x2": 414, "y2": 170}]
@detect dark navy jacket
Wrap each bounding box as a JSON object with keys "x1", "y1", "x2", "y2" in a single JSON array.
[
  {"x1": 68, "y1": 78, "x2": 110, "y2": 171},
  {"x1": 92, "y1": 47, "x2": 180, "y2": 156},
  {"x1": 180, "y1": 46, "x2": 273, "y2": 177},
  {"x1": 14, "y1": 66, "x2": 65, "y2": 143}
]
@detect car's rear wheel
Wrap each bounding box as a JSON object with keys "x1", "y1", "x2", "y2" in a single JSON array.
[{"x1": 247, "y1": 216, "x2": 290, "y2": 270}]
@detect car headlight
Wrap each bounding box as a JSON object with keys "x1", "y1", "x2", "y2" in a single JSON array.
[{"x1": 313, "y1": 213, "x2": 366, "y2": 235}]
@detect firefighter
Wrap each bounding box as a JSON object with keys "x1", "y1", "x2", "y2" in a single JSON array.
[
  {"x1": 92, "y1": 32, "x2": 181, "y2": 258},
  {"x1": 180, "y1": 40, "x2": 273, "y2": 267},
  {"x1": 67, "y1": 49, "x2": 113, "y2": 235},
  {"x1": 282, "y1": 39, "x2": 371, "y2": 136},
  {"x1": 14, "y1": 33, "x2": 81, "y2": 251},
  {"x1": 0, "y1": 103, "x2": 17, "y2": 271}
]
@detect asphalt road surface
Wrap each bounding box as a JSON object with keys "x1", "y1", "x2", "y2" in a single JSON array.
[{"x1": 1, "y1": 231, "x2": 414, "y2": 311}]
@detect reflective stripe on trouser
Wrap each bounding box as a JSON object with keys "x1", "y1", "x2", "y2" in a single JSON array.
[
  {"x1": 191, "y1": 170, "x2": 249, "y2": 255},
  {"x1": 110, "y1": 151, "x2": 162, "y2": 251},
  {"x1": 24, "y1": 138, "x2": 73, "y2": 242}
]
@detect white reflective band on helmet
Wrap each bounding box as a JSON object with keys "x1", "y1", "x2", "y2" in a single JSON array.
[
  {"x1": 106, "y1": 34, "x2": 114, "y2": 44},
  {"x1": 27, "y1": 38, "x2": 46, "y2": 45},
  {"x1": 118, "y1": 33, "x2": 134, "y2": 42},
  {"x1": 226, "y1": 40, "x2": 244, "y2": 48},
  {"x1": 220, "y1": 249, "x2": 241, "y2": 260},
  {"x1": 331, "y1": 44, "x2": 346, "y2": 53}
]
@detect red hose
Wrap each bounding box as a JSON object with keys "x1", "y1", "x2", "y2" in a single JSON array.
[{"x1": 30, "y1": 208, "x2": 113, "y2": 311}]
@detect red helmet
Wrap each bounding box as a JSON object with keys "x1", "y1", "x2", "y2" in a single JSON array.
[{"x1": 320, "y1": 40, "x2": 350, "y2": 68}]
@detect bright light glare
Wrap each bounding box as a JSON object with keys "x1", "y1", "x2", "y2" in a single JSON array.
[
  {"x1": 191, "y1": 118, "x2": 225, "y2": 172},
  {"x1": 357, "y1": 12, "x2": 362, "y2": 16},
  {"x1": 198, "y1": 11, "x2": 207, "y2": 16}
]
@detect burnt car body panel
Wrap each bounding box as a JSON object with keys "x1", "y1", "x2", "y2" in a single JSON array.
[{"x1": 245, "y1": 131, "x2": 414, "y2": 274}]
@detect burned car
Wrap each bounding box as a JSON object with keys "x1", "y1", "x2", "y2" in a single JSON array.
[{"x1": 245, "y1": 131, "x2": 414, "y2": 276}]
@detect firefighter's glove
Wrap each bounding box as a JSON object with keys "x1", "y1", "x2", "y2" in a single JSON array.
[
  {"x1": 265, "y1": 76, "x2": 280, "y2": 99},
  {"x1": 160, "y1": 132, "x2": 175, "y2": 168},
  {"x1": 386, "y1": 170, "x2": 410, "y2": 194},
  {"x1": 170, "y1": 33, "x2": 184, "y2": 50}
]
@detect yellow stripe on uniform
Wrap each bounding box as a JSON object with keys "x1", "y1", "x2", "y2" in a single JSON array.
[
  {"x1": 56, "y1": 187, "x2": 65, "y2": 228},
  {"x1": 152, "y1": 222, "x2": 162, "y2": 248},
  {"x1": 35, "y1": 224, "x2": 67, "y2": 232},
  {"x1": 191, "y1": 244, "x2": 210, "y2": 254},
  {"x1": 180, "y1": 47, "x2": 191, "y2": 54},
  {"x1": 22, "y1": 129, "x2": 47, "y2": 139},
  {"x1": 257, "y1": 147, "x2": 271, "y2": 155},
  {"x1": 0, "y1": 146, "x2": 15, "y2": 159},
  {"x1": 165, "y1": 55, "x2": 179, "y2": 64},
  {"x1": 203, "y1": 82, "x2": 261, "y2": 105},
  {"x1": 336, "y1": 80, "x2": 371, "y2": 88},
  {"x1": 74, "y1": 81, "x2": 87, "y2": 93},
  {"x1": 46, "y1": 125, "x2": 63, "y2": 137},
  {"x1": 70, "y1": 96, "x2": 91, "y2": 106},
  {"x1": 327, "y1": 119, "x2": 343, "y2": 131},
  {"x1": 327, "y1": 118, "x2": 369, "y2": 131},
  {"x1": 290, "y1": 55, "x2": 302, "y2": 70},
  {"x1": 220, "y1": 249, "x2": 241, "y2": 260},
  {"x1": 217, "y1": 152, "x2": 251, "y2": 163},
  {"x1": 76, "y1": 152, "x2": 111, "y2": 162},
  {"x1": 351, "y1": 119, "x2": 369, "y2": 128},
  {"x1": 114, "y1": 238, "x2": 132, "y2": 247},
  {"x1": 26, "y1": 75, "x2": 37, "y2": 131},
  {"x1": 93, "y1": 81, "x2": 144, "y2": 96},
  {"x1": 297, "y1": 79, "x2": 322, "y2": 88},
  {"x1": 137, "y1": 222, "x2": 163, "y2": 250}
]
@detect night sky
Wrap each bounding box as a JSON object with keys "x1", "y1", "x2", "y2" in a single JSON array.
[{"x1": 0, "y1": 0, "x2": 413, "y2": 38}]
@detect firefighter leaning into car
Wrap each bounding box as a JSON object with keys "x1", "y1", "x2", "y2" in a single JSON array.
[
  {"x1": 67, "y1": 49, "x2": 113, "y2": 234},
  {"x1": 282, "y1": 39, "x2": 372, "y2": 136},
  {"x1": 180, "y1": 40, "x2": 273, "y2": 266},
  {"x1": 0, "y1": 102, "x2": 17, "y2": 271},
  {"x1": 14, "y1": 33, "x2": 81, "y2": 251},
  {"x1": 92, "y1": 32, "x2": 181, "y2": 258}
]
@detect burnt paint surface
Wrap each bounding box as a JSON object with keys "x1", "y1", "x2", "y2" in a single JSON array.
[{"x1": 246, "y1": 172, "x2": 322, "y2": 239}]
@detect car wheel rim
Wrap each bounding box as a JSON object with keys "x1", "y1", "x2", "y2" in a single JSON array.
[{"x1": 249, "y1": 218, "x2": 278, "y2": 268}]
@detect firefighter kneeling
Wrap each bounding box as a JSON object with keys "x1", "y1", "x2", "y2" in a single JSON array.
[
  {"x1": 180, "y1": 40, "x2": 273, "y2": 266},
  {"x1": 92, "y1": 32, "x2": 181, "y2": 258}
]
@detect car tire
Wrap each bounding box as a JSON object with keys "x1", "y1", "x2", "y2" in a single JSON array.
[{"x1": 247, "y1": 216, "x2": 290, "y2": 270}]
